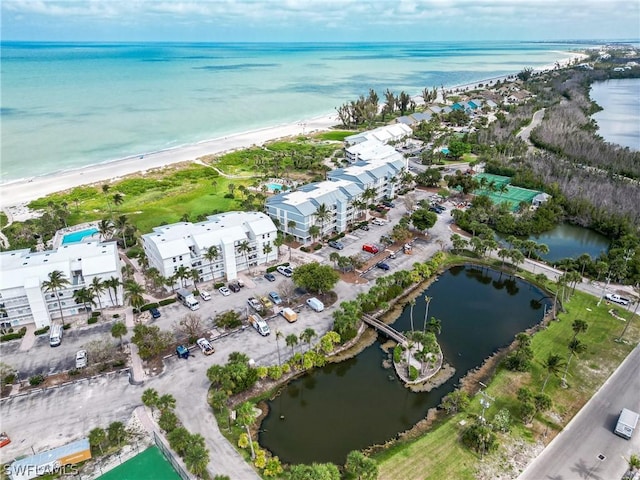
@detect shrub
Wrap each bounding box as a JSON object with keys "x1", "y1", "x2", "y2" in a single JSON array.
[
  {"x1": 300, "y1": 246, "x2": 310, "y2": 253},
  {"x1": 159, "y1": 298, "x2": 177, "y2": 306},
  {"x1": 1, "y1": 327, "x2": 27, "y2": 342},
  {"x1": 409, "y1": 365, "x2": 419, "y2": 381},
  {"x1": 266, "y1": 266, "x2": 277, "y2": 273},
  {"x1": 3, "y1": 373, "x2": 16, "y2": 385},
  {"x1": 393, "y1": 345, "x2": 403, "y2": 363},
  {"x1": 112, "y1": 314, "x2": 120, "y2": 319},
  {"x1": 69, "y1": 369, "x2": 80, "y2": 376},
  {"x1": 63, "y1": 324, "x2": 71, "y2": 330},
  {"x1": 214, "y1": 282, "x2": 225, "y2": 289},
  {"x1": 88, "y1": 317, "x2": 98, "y2": 325},
  {"x1": 268, "y1": 365, "x2": 283, "y2": 380},
  {"x1": 313, "y1": 244, "x2": 322, "y2": 251},
  {"x1": 126, "y1": 246, "x2": 143, "y2": 258},
  {"x1": 34, "y1": 326, "x2": 50, "y2": 336},
  {"x1": 29, "y1": 375, "x2": 45, "y2": 386},
  {"x1": 462, "y1": 422, "x2": 498, "y2": 454},
  {"x1": 159, "y1": 409, "x2": 179, "y2": 433},
  {"x1": 140, "y1": 303, "x2": 160, "y2": 312},
  {"x1": 91, "y1": 311, "x2": 101, "y2": 317},
  {"x1": 112, "y1": 359, "x2": 126, "y2": 368}
]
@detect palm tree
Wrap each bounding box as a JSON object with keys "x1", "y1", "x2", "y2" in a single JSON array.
[
  {"x1": 423, "y1": 296, "x2": 432, "y2": 333},
  {"x1": 89, "y1": 277, "x2": 106, "y2": 312},
  {"x1": 300, "y1": 328, "x2": 316, "y2": 352},
  {"x1": 104, "y1": 276, "x2": 122, "y2": 306},
  {"x1": 174, "y1": 266, "x2": 191, "y2": 288},
  {"x1": 286, "y1": 333, "x2": 298, "y2": 356},
  {"x1": 314, "y1": 203, "x2": 331, "y2": 239},
  {"x1": 425, "y1": 317, "x2": 441, "y2": 335},
  {"x1": 111, "y1": 321, "x2": 128, "y2": 351},
  {"x1": 73, "y1": 287, "x2": 95, "y2": 319},
  {"x1": 287, "y1": 220, "x2": 297, "y2": 235},
  {"x1": 115, "y1": 215, "x2": 131, "y2": 248},
  {"x1": 308, "y1": 225, "x2": 320, "y2": 244},
  {"x1": 124, "y1": 280, "x2": 145, "y2": 313},
  {"x1": 275, "y1": 330, "x2": 283, "y2": 366},
  {"x1": 561, "y1": 338, "x2": 587, "y2": 386},
  {"x1": 203, "y1": 245, "x2": 220, "y2": 282},
  {"x1": 408, "y1": 299, "x2": 416, "y2": 332},
  {"x1": 273, "y1": 234, "x2": 284, "y2": 260},
  {"x1": 237, "y1": 240, "x2": 252, "y2": 274},
  {"x1": 541, "y1": 353, "x2": 566, "y2": 392},
  {"x1": 157, "y1": 393, "x2": 176, "y2": 411},
  {"x1": 571, "y1": 319, "x2": 588, "y2": 341},
  {"x1": 263, "y1": 243, "x2": 273, "y2": 263},
  {"x1": 112, "y1": 193, "x2": 124, "y2": 212},
  {"x1": 142, "y1": 388, "x2": 159, "y2": 411},
  {"x1": 42, "y1": 270, "x2": 71, "y2": 327},
  {"x1": 236, "y1": 402, "x2": 257, "y2": 459},
  {"x1": 98, "y1": 218, "x2": 114, "y2": 242},
  {"x1": 362, "y1": 188, "x2": 377, "y2": 206},
  {"x1": 329, "y1": 252, "x2": 340, "y2": 268}
]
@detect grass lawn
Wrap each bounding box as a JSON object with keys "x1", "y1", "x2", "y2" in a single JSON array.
[
  {"x1": 315, "y1": 131, "x2": 355, "y2": 141},
  {"x1": 376, "y1": 276, "x2": 639, "y2": 478}
]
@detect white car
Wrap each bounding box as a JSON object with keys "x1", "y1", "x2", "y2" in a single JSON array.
[
  {"x1": 276, "y1": 265, "x2": 293, "y2": 277},
  {"x1": 218, "y1": 286, "x2": 231, "y2": 296},
  {"x1": 200, "y1": 290, "x2": 211, "y2": 301},
  {"x1": 196, "y1": 338, "x2": 215, "y2": 355},
  {"x1": 75, "y1": 350, "x2": 87, "y2": 369}
]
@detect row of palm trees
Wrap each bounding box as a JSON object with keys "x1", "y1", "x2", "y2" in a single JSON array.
[
  {"x1": 42, "y1": 269, "x2": 146, "y2": 326},
  {"x1": 97, "y1": 215, "x2": 136, "y2": 248}
]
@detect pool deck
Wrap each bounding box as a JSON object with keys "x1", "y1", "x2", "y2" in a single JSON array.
[{"x1": 51, "y1": 222, "x2": 101, "y2": 249}]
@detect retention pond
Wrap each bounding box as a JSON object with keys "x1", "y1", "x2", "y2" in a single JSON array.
[{"x1": 259, "y1": 265, "x2": 553, "y2": 464}]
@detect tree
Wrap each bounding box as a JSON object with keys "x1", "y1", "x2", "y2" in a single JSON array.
[
  {"x1": 571, "y1": 319, "x2": 588, "y2": 341},
  {"x1": 562, "y1": 338, "x2": 587, "y2": 386},
  {"x1": 111, "y1": 321, "x2": 128, "y2": 351},
  {"x1": 174, "y1": 265, "x2": 191, "y2": 288},
  {"x1": 408, "y1": 299, "x2": 416, "y2": 332},
  {"x1": 236, "y1": 402, "x2": 258, "y2": 459},
  {"x1": 440, "y1": 390, "x2": 470, "y2": 414},
  {"x1": 451, "y1": 234, "x2": 468, "y2": 253},
  {"x1": 540, "y1": 353, "x2": 566, "y2": 392},
  {"x1": 287, "y1": 463, "x2": 341, "y2": 480},
  {"x1": 124, "y1": 280, "x2": 146, "y2": 312},
  {"x1": 158, "y1": 409, "x2": 179, "y2": 433},
  {"x1": 107, "y1": 421, "x2": 127, "y2": 446},
  {"x1": 315, "y1": 203, "x2": 332, "y2": 238},
  {"x1": 98, "y1": 218, "x2": 114, "y2": 241},
  {"x1": 462, "y1": 422, "x2": 497, "y2": 456},
  {"x1": 157, "y1": 393, "x2": 176, "y2": 412},
  {"x1": 104, "y1": 276, "x2": 122, "y2": 306},
  {"x1": 517, "y1": 66, "x2": 534, "y2": 81},
  {"x1": 89, "y1": 427, "x2": 107, "y2": 454},
  {"x1": 115, "y1": 214, "x2": 131, "y2": 248},
  {"x1": 42, "y1": 270, "x2": 71, "y2": 327},
  {"x1": 286, "y1": 333, "x2": 299, "y2": 356},
  {"x1": 203, "y1": 245, "x2": 220, "y2": 281},
  {"x1": 132, "y1": 324, "x2": 173, "y2": 360},
  {"x1": 293, "y1": 262, "x2": 339, "y2": 294},
  {"x1": 410, "y1": 209, "x2": 437, "y2": 231},
  {"x1": 237, "y1": 240, "x2": 252, "y2": 273},
  {"x1": 345, "y1": 450, "x2": 378, "y2": 480},
  {"x1": 89, "y1": 276, "x2": 106, "y2": 312},
  {"x1": 300, "y1": 328, "x2": 316, "y2": 352},
  {"x1": 74, "y1": 287, "x2": 95, "y2": 319},
  {"x1": 308, "y1": 225, "x2": 320, "y2": 244},
  {"x1": 184, "y1": 435, "x2": 209, "y2": 477},
  {"x1": 175, "y1": 313, "x2": 204, "y2": 341},
  {"x1": 141, "y1": 388, "x2": 159, "y2": 411}
]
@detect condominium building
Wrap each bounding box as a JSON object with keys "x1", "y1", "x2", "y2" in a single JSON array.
[
  {"x1": 0, "y1": 242, "x2": 123, "y2": 329},
  {"x1": 344, "y1": 123, "x2": 413, "y2": 147},
  {"x1": 141, "y1": 211, "x2": 277, "y2": 287}
]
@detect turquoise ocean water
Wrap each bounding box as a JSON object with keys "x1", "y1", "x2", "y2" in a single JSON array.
[{"x1": 1, "y1": 41, "x2": 588, "y2": 183}]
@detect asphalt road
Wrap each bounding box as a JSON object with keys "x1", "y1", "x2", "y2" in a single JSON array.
[{"x1": 518, "y1": 344, "x2": 640, "y2": 480}]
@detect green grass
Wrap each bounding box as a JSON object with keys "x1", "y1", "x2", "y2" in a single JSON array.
[
  {"x1": 315, "y1": 130, "x2": 355, "y2": 141},
  {"x1": 376, "y1": 267, "x2": 639, "y2": 478}
]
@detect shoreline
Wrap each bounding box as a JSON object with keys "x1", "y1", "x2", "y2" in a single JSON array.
[{"x1": 0, "y1": 51, "x2": 587, "y2": 210}]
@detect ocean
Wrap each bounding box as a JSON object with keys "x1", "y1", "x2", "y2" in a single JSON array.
[{"x1": 1, "y1": 41, "x2": 589, "y2": 183}]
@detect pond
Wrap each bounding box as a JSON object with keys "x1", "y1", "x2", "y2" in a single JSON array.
[
  {"x1": 528, "y1": 223, "x2": 610, "y2": 262},
  {"x1": 259, "y1": 265, "x2": 552, "y2": 465},
  {"x1": 590, "y1": 78, "x2": 640, "y2": 151}
]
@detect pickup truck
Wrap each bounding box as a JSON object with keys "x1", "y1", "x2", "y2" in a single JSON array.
[
  {"x1": 605, "y1": 293, "x2": 630, "y2": 306},
  {"x1": 247, "y1": 297, "x2": 262, "y2": 311}
]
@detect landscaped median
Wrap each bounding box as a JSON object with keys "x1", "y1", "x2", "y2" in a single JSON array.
[{"x1": 375, "y1": 281, "x2": 639, "y2": 480}]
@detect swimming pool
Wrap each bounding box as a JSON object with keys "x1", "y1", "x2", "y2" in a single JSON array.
[
  {"x1": 62, "y1": 228, "x2": 99, "y2": 245},
  {"x1": 267, "y1": 183, "x2": 284, "y2": 192}
]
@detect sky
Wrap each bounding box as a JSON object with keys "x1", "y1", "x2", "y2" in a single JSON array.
[{"x1": 1, "y1": 0, "x2": 639, "y2": 43}]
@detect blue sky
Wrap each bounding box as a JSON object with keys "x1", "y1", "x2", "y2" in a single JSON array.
[{"x1": 2, "y1": 0, "x2": 639, "y2": 43}]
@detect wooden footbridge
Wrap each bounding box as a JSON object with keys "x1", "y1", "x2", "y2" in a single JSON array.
[{"x1": 361, "y1": 314, "x2": 407, "y2": 346}]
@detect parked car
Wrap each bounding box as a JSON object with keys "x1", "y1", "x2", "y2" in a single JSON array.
[
  {"x1": 228, "y1": 282, "x2": 241, "y2": 293},
  {"x1": 382, "y1": 200, "x2": 395, "y2": 208},
  {"x1": 247, "y1": 297, "x2": 263, "y2": 310},
  {"x1": 376, "y1": 262, "x2": 391, "y2": 270},
  {"x1": 218, "y1": 286, "x2": 231, "y2": 296},
  {"x1": 363, "y1": 244, "x2": 379, "y2": 254},
  {"x1": 306, "y1": 297, "x2": 325, "y2": 312},
  {"x1": 269, "y1": 291, "x2": 282, "y2": 305},
  {"x1": 260, "y1": 296, "x2": 274, "y2": 309},
  {"x1": 75, "y1": 350, "x2": 87, "y2": 369},
  {"x1": 150, "y1": 307, "x2": 161, "y2": 319},
  {"x1": 328, "y1": 240, "x2": 344, "y2": 250},
  {"x1": 199, "y1": 290, "x2": 211, "y2": 301},
  {"x1": 196, "y1": 338, "x2": 215, "y2": 355},
  {"x1": 277, "y1": 265, "x2": 293, "y2": 277},
  {"x1": 360, "y1": 224, "x2": 370, "y2": 231},
  {"x1": 176, "y1": 345, "x2": 190, "y2": 359},
  {"x1": 371, "y1": 219, "x2": 387, "y2": 226},
  {"x1": 264, "y1": 272, "x2": 276, "y2": 282},
  {"x1": 236, "y1": 279, "x2": 245, "y2": 288}
]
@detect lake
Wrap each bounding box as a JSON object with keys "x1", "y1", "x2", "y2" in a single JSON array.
[
  {"x1": 590, "y1": 78, "x2": 640, "y2": 151},
  {"x1": 529, "y1": 223, "x2": 610, "y2": 262},
  {"x1": 259, "y1": 265, "x2": 552, "y2": 464}
]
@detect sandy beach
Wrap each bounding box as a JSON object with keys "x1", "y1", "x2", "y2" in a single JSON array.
[
  {"x1": 0, "y1": 51, "x2": 587, "y2": 212},
  {"x1": 0, "y1": 114, "x2": 337, "y2": 209}
]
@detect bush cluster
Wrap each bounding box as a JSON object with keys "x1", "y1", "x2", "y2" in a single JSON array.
[
  {"x1": 140, "y1": 302, "x2": 160, "y2": 312},
  {"x1": 159, "y1": 298, "x2": 177, "y2": 306},
  {"x1": 34, "y1": 326, "x2": 50, "y2": 336},
  {"x1": 1, "y1": 327, "x2": 27, "y2": 342}
]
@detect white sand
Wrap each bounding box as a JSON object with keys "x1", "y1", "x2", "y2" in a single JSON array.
[{"x1": 0, "y1": 113, "x2": 338, "y2": 209}]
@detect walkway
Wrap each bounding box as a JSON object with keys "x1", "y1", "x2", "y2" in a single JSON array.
[{"x1": 361, "y1": 314, "x2": 407, "y2": 346}]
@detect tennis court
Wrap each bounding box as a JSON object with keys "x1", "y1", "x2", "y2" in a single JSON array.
[
  {"x1": 98, "y1": 446, "x2": 181, "y2": 480},
  {"x1": 474, "y1": 173, "x2": 541, "y2": 211}
]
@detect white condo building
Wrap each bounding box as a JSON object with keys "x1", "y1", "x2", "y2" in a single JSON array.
[
  {"x1": 141, "y1": 211, "x2": 277, "y2": 287},
  {"x1": 0, "y1": 242, "x2": 123, "y2": 329}
]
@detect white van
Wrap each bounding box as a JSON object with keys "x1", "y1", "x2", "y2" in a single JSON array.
[
  {"x1": 306, "y1": 297, "x2": 324, "y2": 312},
  {"x1": 49, "y1": 323, "x2": 63, "y2": 347}
]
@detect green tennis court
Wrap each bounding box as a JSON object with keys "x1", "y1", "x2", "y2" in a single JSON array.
[
  {"x1": 474, "y1": 173, "x2": 541, "y2": 211},
  {"x1": 98, "y1": 446, "x2": 181, "y2": 480}
]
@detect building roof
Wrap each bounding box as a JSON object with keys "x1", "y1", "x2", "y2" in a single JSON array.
[
  {"x1": 344, "y1": 123, "x2": 412, "y2": 146},
  {"x1": 0, "y1": 242, "x2": 119, "y2": 290},
  {"x1": 267, "y1": 179, "x2": 362, "y2": 216},
  {"x1": 10, "y1": 438, "x2": 90, "y2": 474}
]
